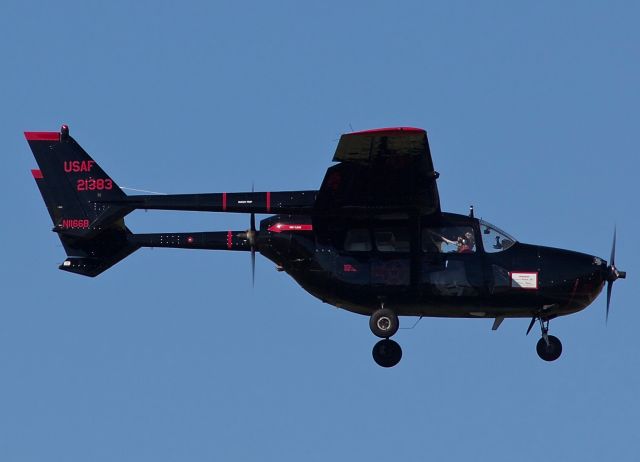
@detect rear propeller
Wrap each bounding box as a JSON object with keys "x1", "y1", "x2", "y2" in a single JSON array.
[
  {"x1": 238, "y1": 213, "x2": 258, "y2": 286},
  {"x1": 238, "y1": 184, "x2": 259, "y2": 286},
  {"x1": 605, "y1": 227, "x2": 626, "y2": 322},
  {"x1": 249, "y1": 212, "x2": 256, "y2": 286}
]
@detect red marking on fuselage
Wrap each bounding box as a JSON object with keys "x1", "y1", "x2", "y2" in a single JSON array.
[
  {"x1": 267, "y1": 223, "x2": 313, "y2": 233},
  {"x1": 31, "y1": 169, "x2": 43, "y2": 179},
  {"x1": 64, "y1": 160, "x2": 95, "y2": 173},
  {"x1": 222, "y1": 192, "x2": 227, "y2": 211},
  {"x1": 266, "y1": 191, "x2": 271, "y2": 213},
  {"x1": 24, "y1": 132, "x2": 60, "y2": 141},
  {"x1": 60, "y1": 219, "x2": 90, "y2": 229},
  {"x1": 227, "y1": 230, "x2": 232, "y2": 249},
  {"x1": 343, "y1": 264, "x2": 358, "y2": 272}
]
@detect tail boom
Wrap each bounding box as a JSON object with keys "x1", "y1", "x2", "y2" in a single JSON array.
[
  {"x1": 129, "y1": 231, "x2": 252, "y2": 251},
  {"x1": 101, "y1": 190, "x2": 317, "y2": 215}
]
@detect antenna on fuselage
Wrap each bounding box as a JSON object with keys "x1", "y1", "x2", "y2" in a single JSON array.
[{"x1": 469, "y1": 205, "x2": 474, "y2": 218}]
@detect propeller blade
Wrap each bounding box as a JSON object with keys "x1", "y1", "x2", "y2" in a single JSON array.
[
  {"x1": 251, "y1": 247, "x2": 256, "y2": 287},
  {"x1": 250, "y1": 212, "x2": 256, "y2": 287},
  {"x1": 610, "y1": 227, "x2": 617, "y2": 268},
  {"x1": 606, "y1": 280, "x2": 613, "y2": 323}
]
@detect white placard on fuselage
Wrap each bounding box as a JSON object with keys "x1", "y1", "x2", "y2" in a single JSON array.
[{"x1": 511, "y1": 272, "x2": 538, "y2": 289}]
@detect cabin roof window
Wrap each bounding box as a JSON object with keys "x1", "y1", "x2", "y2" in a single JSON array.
[
  {"x1": 374, "y1": 228, "x2": 410, "y2": 253},
  {"x1": 344, "y1": 228, "x2": 372, "y2": 252}
]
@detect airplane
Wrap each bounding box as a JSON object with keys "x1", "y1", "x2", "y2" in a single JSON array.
[{"x1": 25, "y1": 125, "x2": 626, "y2": 367}]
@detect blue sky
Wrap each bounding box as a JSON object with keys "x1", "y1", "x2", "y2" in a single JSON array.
[{"x1": 1, "y1": 1, "x2": 638, "y2": 460}]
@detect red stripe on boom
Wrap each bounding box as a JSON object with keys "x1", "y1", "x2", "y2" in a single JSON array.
[
  {"x1": 268, "y1": 224, "x2": 313, "y2": 233},
  {"x1": 24, "y1": 132, "x2": 60, "y2": 141},
  {"x1": 227, "y1": 230, "x2": 232, "y2": 249},
  {"x1": 222, "y1": 192, "x2": 227, "y2": 211},
  {"x1": 31, "y1": 169, "x2": 43, "y2": 179},
  {"x1": 266, "y1": 191, "x2": 271, "y2": 213}
]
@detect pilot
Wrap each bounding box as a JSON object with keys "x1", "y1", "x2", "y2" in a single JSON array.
[
  {"x1": 427, "y1": 229, "x2": 474, "y2": 253},
  {"x1": 456, "y1": 231, "x2": 475, "y2": 253}
]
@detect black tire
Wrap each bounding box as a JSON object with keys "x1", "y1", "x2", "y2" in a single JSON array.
[
  {"x1": 369, "y1": 308, "x2": 399, "y2": 338},
  {"x1": 372, "y1": 339, "x2": 403, "y2": 368},
  {"x1": 536, "y1": 335, "x2": 563, "y2": 362}
]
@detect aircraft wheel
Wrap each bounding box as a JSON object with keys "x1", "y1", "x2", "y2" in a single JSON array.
[
  {"x1": 536, "y1": 335, "x2": 562, "y2": 362},
  {"x1": 372, "y1": 339, "x2": 402, "y2": 368},
  {"x1": 369, "y1": 308, "x2": 399, "y2": 338}
]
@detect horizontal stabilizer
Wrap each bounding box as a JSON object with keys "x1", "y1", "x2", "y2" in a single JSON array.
[
  {"x1": 54, "y1": 225, "x2": 138, "y2": 277},
  {"x1": 59, "y1": 246, "x2": 139, "y2": 277}
]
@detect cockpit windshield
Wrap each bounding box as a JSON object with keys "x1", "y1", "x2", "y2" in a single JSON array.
[{"x1": 479, "y1": 220, "x2": 517, "y2": 253}]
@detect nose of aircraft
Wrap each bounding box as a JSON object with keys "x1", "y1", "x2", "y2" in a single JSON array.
[
  {"x1": 578, "y1": 253, "x2": 626, "y2": 314},
  {"x1": 577, "y1": 254, "x2": 609, "y2": 305},
  {"x1": 537, "y1": 246, "x2": 608, "y2": 311}
]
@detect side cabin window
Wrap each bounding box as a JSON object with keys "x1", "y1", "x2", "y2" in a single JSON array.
[
  {"x1": 344, "y1": 228, "x2": 372, "y2": 252},
  {"x1": 479, "y1": 220, "x2": 516, "y2": 253},
  {"x1": 374, "y1": 228, "x2": 410, "y2": 253},
  {"x1": 422, "y1": 226, "x2": 476, "y2": 253}
]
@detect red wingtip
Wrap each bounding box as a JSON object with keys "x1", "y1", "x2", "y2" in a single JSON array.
[
  {"x1": 24, "y1": 132, "x2": 60, "y2": 141},
  {"x1": 31, "y1": 169, "x2": 43, "y2": 179}
]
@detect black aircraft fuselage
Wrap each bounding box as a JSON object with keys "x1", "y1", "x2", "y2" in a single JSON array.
[
  {"x1": 257, "y1": 213, "x2": 607, "y2": 320},
  {"x1": 26, "y1": 125, "x2": 625, "y2": 367}
]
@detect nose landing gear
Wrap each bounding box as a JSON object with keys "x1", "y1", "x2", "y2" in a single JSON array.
[
  {"x1": 529, "y1": 316, "x2": 563, "y2": 362},
  {"x1": 369, "y1": 307, "x2": 402, "y2": 368},
  {"x1": 536, "y1": 335, "x2": 562, "y2": 361}
]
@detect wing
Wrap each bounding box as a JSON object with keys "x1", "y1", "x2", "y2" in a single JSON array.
[{"x1": 314, "y1": 127, "x2": 440, "y2": 215}]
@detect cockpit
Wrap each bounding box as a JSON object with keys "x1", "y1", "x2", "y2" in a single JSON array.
[
  {"x1": 422, "y1": 226, "x2": 476, "y2": 253},
  {"x1": 478, "y1": 220, "x2": 517, "y2": 253},
  {"x1": 342, "y1": 219, "x2": 517, "y2": 254}
]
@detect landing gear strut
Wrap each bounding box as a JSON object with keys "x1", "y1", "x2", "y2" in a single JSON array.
[
  {"x1": 533, "y1": 317, "x2": 562, "y2": 362},
  {"x1": 369, "y1": 307, "x2": 402, "y2": 367}
]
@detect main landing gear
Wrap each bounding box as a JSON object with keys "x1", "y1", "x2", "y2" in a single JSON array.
[
  {"x1": 370, "y1": 307, "x2": 402, "y2": 368},
  {"x1": 530, "y1": 317, "x2": 563, "y2": 362}
]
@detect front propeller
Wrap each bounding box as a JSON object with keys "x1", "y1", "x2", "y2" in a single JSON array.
[{"x1": 605, "y1": 227, "x2": 626, "y2": 322}]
